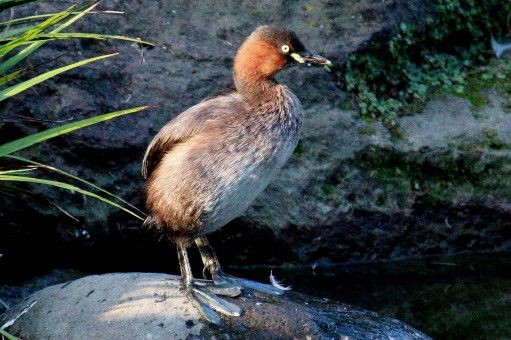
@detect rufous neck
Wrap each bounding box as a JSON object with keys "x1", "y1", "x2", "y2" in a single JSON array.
[
  {"x1": 232, "y1": 40, "x2": 285, "y2": 105},
  {"x1": 233, "y1": 72, "x2": 277, "y2": 105}
]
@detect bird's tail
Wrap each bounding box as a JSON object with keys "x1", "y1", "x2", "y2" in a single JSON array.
[
  {"x1": 142, "y1": 215, "x2": 157, "y2": 228},
  {"x1": 142, "y1": 215, "x2": 177, "y2": 243}
]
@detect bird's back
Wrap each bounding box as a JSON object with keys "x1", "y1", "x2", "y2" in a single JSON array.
[{"x1": 144, "y1": 85, "x2": 302, "y2": 237}]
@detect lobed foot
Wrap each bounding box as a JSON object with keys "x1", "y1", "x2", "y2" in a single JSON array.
[
  {"x1": 212, "y1": 272, "x2": 285, "y2": 296},
  {"x1": 194, "y1": 278, "x2": 242, "y2": 297},
  {"x1": 184, "y1": 283, "x2": 242, "y2": 325},
  {"x1": 177, "y1": 242, "x2": 242, "y2": 325}
]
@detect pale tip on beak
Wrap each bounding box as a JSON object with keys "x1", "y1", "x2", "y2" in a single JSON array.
[{"x1": 292, "y1": 51, "x2": 331, "y2": 66}]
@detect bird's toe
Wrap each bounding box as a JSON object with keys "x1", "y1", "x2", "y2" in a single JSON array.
[
  {"x1": 192, "y1": 286, "x2": 243, "y2": 317},
  {"x1": 194, "y1": 278, "x2": 242, "y2": 297},
  {"x1": 216, "y1": 273, "x2": 285, "y2": 296},
  {"x1": 184, "y1": 289, "x2": 222, "y2": 325}
]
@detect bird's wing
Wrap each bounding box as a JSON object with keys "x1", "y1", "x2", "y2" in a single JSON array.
[
  {"x1": 142, "y1": 104, "x2": 211, "y2": 179},
  {"x1": 141, "y1": 91, "x2": 239, "y2": 178}
]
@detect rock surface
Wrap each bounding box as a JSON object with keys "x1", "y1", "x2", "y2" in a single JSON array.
[
  {"x1": 1, "y1": 0, "x2": 510, "y2": 270},
  {"x1": 1, "y1": 272, "x2": 429, "y2": 339}
]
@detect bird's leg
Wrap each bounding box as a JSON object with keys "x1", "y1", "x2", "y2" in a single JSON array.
[
  {"x1": 194, "y1": 235, "x2": 226, "y2": 281},
  {"x1": 176, "y1": 241, "x2": 242, "y2": 324},
  {"x1": 195, "y1": 235, "x2": 285, "y2": 296}
]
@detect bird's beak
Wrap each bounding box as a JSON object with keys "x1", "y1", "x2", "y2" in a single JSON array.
[{"x1": 290, "y1": 51, "x2": 332, "y2": 66}]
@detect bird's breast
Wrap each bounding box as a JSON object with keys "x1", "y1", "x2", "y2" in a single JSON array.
[{"x1": 201, "y1": 88, "x2": 303, "y2": 233}]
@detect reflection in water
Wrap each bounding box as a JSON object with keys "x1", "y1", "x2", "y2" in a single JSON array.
[{"x1": 228, "y1": 252, "x2": 511, "y2": 339}]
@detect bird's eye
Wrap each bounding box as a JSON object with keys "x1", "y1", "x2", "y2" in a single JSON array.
[{"x1": 281, "y1": 44, "x2": 290, "y2": 53}]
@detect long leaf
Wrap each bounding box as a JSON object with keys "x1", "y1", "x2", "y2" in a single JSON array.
[
  {"x1": 0, "y1": 12, "x2": 84, "y2": 27},
  {"x1": 0, "y1": 25, "x2": 32, "y2": 39},
  {"x1": 0, "y1": 13, "x2": 57, "y2": 27},
  {"x1": 0, "y1": 175, "x2": 145, "y2": 220},
  {"x1": 0, "y1": 10, "x2": 123, "y2": 27},
  {"x1": 0, "y1": 328, "x2": 19, "y2": 340},
  {"x1": 0, "y1": 105, "x2": 149, "y2": 157},
  {"x1": 0, "y1": 53, "x2": 117, "y2": 102},
  {"x1": 0, "y1": 67, "x2": 24, "y2": 86},
  {"x1": 0, "y1": 168, "x2": 34, "y2": 174},
  {"x1": 0, "y1": 32, "x2": 154, "y2": 46},
  {"x1": 0, "y1": 3, "x2": 95, "y2": 74},
  {"x1": 7, "y1": 155, "x2": 147, "y2": 216},
  {"x1": 0, "y1": 5, "x2": 74, "y2": 58}
]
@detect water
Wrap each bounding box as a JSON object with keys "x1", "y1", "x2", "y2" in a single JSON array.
[{"x1": 231, "y1": 252, "x2": 511, "y2": 339}]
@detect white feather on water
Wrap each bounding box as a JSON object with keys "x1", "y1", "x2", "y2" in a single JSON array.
[{"x1": 269, "y1": 270, "x2": 292, "y2": 291}]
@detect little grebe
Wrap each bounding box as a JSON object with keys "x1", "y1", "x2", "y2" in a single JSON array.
[{"x1": 142, "y1": 25, "x2": 331, "y2": 324}]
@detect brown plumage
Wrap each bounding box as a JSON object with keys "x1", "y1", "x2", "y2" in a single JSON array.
[{"x1": 142, "y1": 25, "x2": 331, "y2": 324}]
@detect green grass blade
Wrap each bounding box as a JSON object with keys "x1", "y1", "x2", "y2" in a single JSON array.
[
  {"x1": 0, "y1": 33, "x2": 154, "y2": 46},
  {"x1": 0, "y1": 25, "x2": 32, "y2": 39},
  {"x1": 0, "y1": 13, "x2": 57, "y2": 27},
  {"x1": 0, "y1": 3, "x2": 90, "y2": 73},
  {"x1": 0, "y1": 168, "x2": 34, "y2": 174},
  {"x1": 0, "y1": 0, "x2": 37, "y2": 11},
  {"x1": 0, "y1": 5, "x2": 74, "y2": 58},
  {"x1": 6, "y1": 155, "x2": 147, "y2": 216},
  {"x1": 0, "y1": 175, "x2": 145, "y2": 220},
  {"x1": 0, "y1": 53, "x2": 117, "y2": 101},
  {"x1": 43, "y1": 2, "x2": 96, "y2": 33},
  {"x1": 0, "y1": 105, "x2": 148, "y2": 157},
  {"x1": 0, "y1": 68, "x2": 24, "y2": 86},
  {"x1": 0, "y1": 9, "x2": 122, "y2": 27},
  {"x1": 0, "y1": 328, "x2": 19, "y2": 340},
  {"x1": 0, "y1": 3, "x2": 152, "y2": 75}
]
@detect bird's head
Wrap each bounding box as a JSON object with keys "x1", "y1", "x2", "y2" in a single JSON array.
[{"x1": 233, "y1": 25, "x2": 331, "y2": 82}]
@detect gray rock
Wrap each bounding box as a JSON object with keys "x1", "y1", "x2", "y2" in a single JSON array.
[{"x1": 1, "y1": 272, "x2": 429, "y2": 339}]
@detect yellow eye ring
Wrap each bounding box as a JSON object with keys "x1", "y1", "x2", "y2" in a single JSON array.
[{"x1": 281, "y1": 44, "x2": 290, "y2": 53}]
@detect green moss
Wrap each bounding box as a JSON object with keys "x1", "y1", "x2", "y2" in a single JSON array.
[
  {"x1": 340, "y1": 0, "x2": 509, "y2": 127},
  {"x1": 482, "y1": 128, "x2": 510, "y2": 150},
  {"x1": 372, "y1": 171, "x2": 410, "y2": 207},
  {"x1": 358, "y1": 125, "x2": 376, "y2": 135},
  {"x1": 455, "y1": 77, "x2": 490, "y2": 107},
  {"x1": 353, "y1": 144, "x2": 511, "y2": 206},
  {"x1": 453, "y1": 129, "x2": 511, "y2": 151},
  {"x1": 453, "y1": 59, "x2": 511, "y2": 109}
]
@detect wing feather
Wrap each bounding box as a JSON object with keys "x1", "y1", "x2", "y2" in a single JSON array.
[{"x1": 141, "y1": 90, "x2": 239, "y2": 178}]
